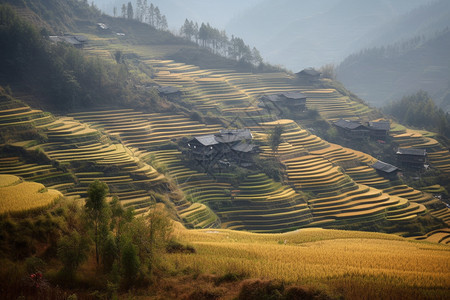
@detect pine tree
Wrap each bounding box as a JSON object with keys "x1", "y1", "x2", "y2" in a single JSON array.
[
  {"x1": 121, "y1": 4, "x2": 126, "y2": 18},
  {"x1": 127, "y1": 2, "x2": 133, "y2": 20}
]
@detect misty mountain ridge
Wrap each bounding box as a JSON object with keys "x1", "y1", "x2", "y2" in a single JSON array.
[
  {"x1": 225, "y1": 0, "x2": 433, "y2": 71},
  {"x1": 337, "y1": 29, "x2": 450, "y2": 111},
  {"x1": 337, "y1": 0, "x2": 450, "y2": 111}
]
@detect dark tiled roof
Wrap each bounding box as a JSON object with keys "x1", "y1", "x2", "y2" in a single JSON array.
[
  {"x1": 50, "y1": 36, "x2": 82, "y2": 46},
  {"x1": 396, "y1": 148, "x2": 426, "y2": 156},
  {"x1": 262, "y1": 94, "x2": 282, "y2": 102},
  {"x1": 192, "y1": 135, "x2": 219, "y2": 146},
  {"x1": 333, "y1": 119, "x2": 367, "y2": 130},
  {"x1": 216, "y1": 129, "x2": 252, "y2": 143},
  {"x1": 368, "y1": 121, "x2": 390, "y2": 131},
  {"x1": 261, "y1": 92, "x2": 306, "y2": 102},
  {"x1": 232, "y1": 141, "x2": 257, "y2": 153},
  {"x1": 297, "y1": 68, "x2": 321, "y2": 76},
  {"x1": 157, "y1": 86, "x2": 181, "y2": 95},
  {"x1": 281, "y1": 91, "x2": 307, "y2": 100},
  {"x1": 372, "y1": 160, "x2": 399, "y2": 173},
  {"x1": 73, "y1": 35, "x2": 88, "y2": 42}
]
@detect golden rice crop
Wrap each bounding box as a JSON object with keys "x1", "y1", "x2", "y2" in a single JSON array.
[
  {"x1": 0, "y1": 180, "x2": 61, "y2": 214},
  {"x1": 165, "y1": 226, "x2": 450, "y2": 299},
  {"x1": 0, "y1": 174, "x2": 21, "y2": 187}
]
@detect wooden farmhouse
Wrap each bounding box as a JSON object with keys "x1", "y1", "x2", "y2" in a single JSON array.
[
  {"x1": 157, "y1": 86, "x2": 182, "y2": 97},
  {"x1": 371, "y1": 160, "x2": 399, "y2": 179},
  {"x1": 187, "y1": 129, "x2": 258, "y2": 169},
  {"x1": 296, "y1": 68, "x2": 322, "y2": 82},
  {"x1": 260, "y1": 92, "x2": 307, "y2": 112},
  {"x1": 49, "y1": 34, "x2": 88, "y2": 49},
  {"x1": 367, "y1": 121, "x2": 390, "y2": 139},
  {"x1": 333, "y1": 119, "x2": 369, "y2": 139},
  {"x1": 396, "y1": 148, "x2": 427, "y2": 168}
]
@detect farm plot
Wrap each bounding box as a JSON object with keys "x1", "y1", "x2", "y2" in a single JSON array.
[
  {"x1": 345, "y1": 166, "x2": 391, "y2": 189},
  {"x1": 0, "y1": 97, "x2": 56, "y2": 130},
  {"x1": 391, "y1": 128, "x2": 450, "y2": 173},
  {"x1": 0, "y1": 174, "x2": 61, "y2": 214},
  {"x1": 150, "y1": 149, "x2": 221, "y2": 229},
  {"x1": 414, "y1": 228, "x2": 450, "y2": 244},
  {"x1": 218, "y1": 173, "x2": 312, "y2": 233},
  {"x1": 301, "y1": 89, "x2": 372, "y2": 121},
  {"x1": 150, "y1": 150, "x2": 313, "y2": 232},
  {"x1": 70, "y1": 110, "x2": 221, "y2": 150},
  {"x1": 0, "y1": 157, "x2": 75, "y2": 192}
]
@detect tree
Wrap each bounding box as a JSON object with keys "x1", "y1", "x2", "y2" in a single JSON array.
[
  {"x1": 148, "y1": 3, "x2": 155, "y2": 26},
  {"x1": 122, "y1": 205, "x2": 172, "y2": 275},
  {"x1": 136, "y1": 0, "x2": 143, "y2": 22},
  {"x1": 154, "y1": 6, "x2": 161, "y2": 29},
  {"x1": 57, "y1": 230, "x2": 89, "y2": 279},
  {"x1": 319, "y1": 64, "x2": 336, "y2": 79},
  {"x1": 252, "y1": 47, "x2": 263, "y2": 65},
  {"x1": 113, "y1": 6, "x2": 117, "y2": 17},
  {"x1": 142, "y1": 0, "x2": 148, "y2": 23},
  {"x1": 114, "y1": 50, "x2": 123, "y2": 64},
  {"x1": 127, "y1": 2, "x2": 133, "y2": 20},
  {"x1": 121, "y1": 4, "x2": 126, "y2": 18},
  {"x1": 85, "y1": 180, "x2": 109, "y2": 265},
  {"x1": 160, "y1": 15, "x2": 168, "y2": 31},
  {"x1": 121, "y1": 239, "x2": 140, "y2": 288},
  {"x1": 268, "y1": 125, "x2": 284, "y2": 155}
]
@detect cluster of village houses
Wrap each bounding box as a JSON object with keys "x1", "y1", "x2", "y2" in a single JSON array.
[{"x1": 184, "y1": 114, "x2": 426, "y2": 180}]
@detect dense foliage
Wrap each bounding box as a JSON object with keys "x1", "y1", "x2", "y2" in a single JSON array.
[
  {"x1": 0, "y1": 180, "x2": 174, "y2": 298},
  {"x1": 383, "y1": 90, "x2": 450, "y2": 138},
  {"x1": 0, "y1": 4, "x2": 129, "y2": 110}
]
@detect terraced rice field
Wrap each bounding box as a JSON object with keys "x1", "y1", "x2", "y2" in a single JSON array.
[
  {"x1": 0, "y1": 98, "x2": 170, "y2": 214},
  {"x1": 391, "y1": 128, "x2": 450, "y2": 174},
  {"x1": 414, "y1": 228, "x2": 450, "y2": 244},
  {"x1": 148, "y1": 150, "x2": 313, "y2": 232},
  {"x1": 69, "y1": 109, "x2": 221, "y2": 150},
  {"x1": 300, "y1": 89, "x2": 372, "y2": 121},
  {"x1": 145, "y1": 60, "x2": 374, "y2": 125},
  {"x1": 0, "y1": 156, "x2": 75, "y2": 192},
  {"x1": 150, "y1": 149, "x2": 221, "y2": 229},
  {"x1": 0, "y1": 174, "x2": 61, "y2": 214},
  {"x1": 282, "y1": 155, "x2": 427, "y2": 226},
  {"x1": 218, "y1": 173, "x2": 312, "y2": 232},
  {"x1": 344, "y1": 166, "x2": 391, "y2": 189}
]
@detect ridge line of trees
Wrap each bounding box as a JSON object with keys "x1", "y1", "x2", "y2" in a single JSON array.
[
  {"x1": 118, "y1": 1, "x2": 168, "y2": 31},
  {"x1": 180, "y1": 19, "x2": 263, "y2": 66}
]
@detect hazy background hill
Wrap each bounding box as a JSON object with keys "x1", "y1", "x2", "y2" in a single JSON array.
[
  {"x1": 225, "y1": 0, "x2": 433, "y2": 71},
  {"x1": 92, "y1": 0, "x2": 433, "y2": 71},
  {"x1": 91, "y1": 0, "x2": 264, "y2": 29},
  {"x1": 337, "y1": 0, "x2": 450, "y2": 110}
]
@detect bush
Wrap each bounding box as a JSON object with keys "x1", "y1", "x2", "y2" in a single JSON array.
[
  {"x1": 166, "y1": 240, "x2": 196, "y2": 254},
  {"x1": 238, "y1": 280, "x2": 284, "y2": 300}
]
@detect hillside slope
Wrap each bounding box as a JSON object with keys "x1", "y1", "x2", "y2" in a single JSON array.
[{"x1": 337, "y1": 29, "x2": 450, "y2": 110}]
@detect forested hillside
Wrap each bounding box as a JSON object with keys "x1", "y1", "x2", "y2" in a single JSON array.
[
  {"x1": 337, "y1": 28, "x2": 450, "y2": 110},
  {"x1": 224, "y1": 0, "x2": 431, "y2": 70}
]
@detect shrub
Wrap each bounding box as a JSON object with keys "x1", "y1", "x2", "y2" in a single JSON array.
[
  {"x1": 166, "y1": 240, "x2": 196, "y2": 254},
  {"x1": 238, "y1": 280, "x2": 284, "y2": 300}
]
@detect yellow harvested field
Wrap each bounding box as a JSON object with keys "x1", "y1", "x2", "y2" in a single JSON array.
[
  {"x1": 0, "y1": 174, "x2": 21, "y2": 187},
  {"x1": 167, "y1": 226, "x2": 450, "y2": 299},
  {"x1": 0, "y1": 180, "x2": 61, "y2": 214}
]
